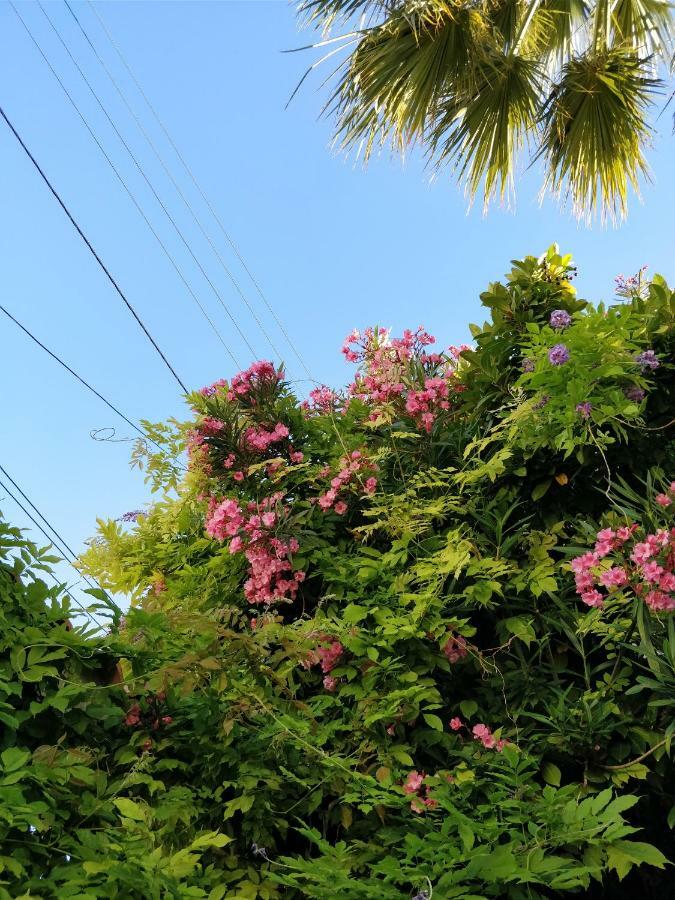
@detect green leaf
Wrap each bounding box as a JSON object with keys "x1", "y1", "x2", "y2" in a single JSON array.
[
  {"x1": 114, "y1": 798, "x2": 146, "y2": 821},
  {"x1": 423, "y1": 714, "x2": 444, "y2": 732},
  {"x1": 531, "y1": 480, "x2": 552, "y2": 501},
  {"x1": 460, "y1": 700, "x2": 478, "y2": 719},
  {"x1": 606, "y1": 840, "x2": 668, "y2": 880},
  {"x1": 542, "y1": 762, "x2": 561, "y2": 786},
  {"x1": 343, "y1": 604, "x2": 369, "y2": 624},
  {"x1": 189, "y1": 831, "x2": 233, "y2": 850},
  {"x1": 1, "y1": 748, "x2": 30, "y2": 773}
]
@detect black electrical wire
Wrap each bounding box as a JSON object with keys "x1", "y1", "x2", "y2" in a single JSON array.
[
  {"x1": 0, "y1": 300, "x2": 178, "y2": 461},
  {"x1": 86, "y1": 0, "x2": 314, "y2": 380},
  {"x1": 0, "y1": 472, "x2": 104, "y2": 625},
  {"x1": 0, "y1": 104, "x2": 188, "y2": 392},
  {"x1": 9, "y1": 1, "x2": 239, "y2": 371},
  {"x1": 64, "y1": 0, "x2": 286, "y2": 366},
  {"x1": 37, "y1": 0, "x2": 258, "y2": 363}
]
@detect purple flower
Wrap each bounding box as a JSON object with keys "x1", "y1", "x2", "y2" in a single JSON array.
[
  {"x1": 624, "y1": 385, "x2": 645, "y2": 403},
  {"x1": 576, "y1": 402, "x2": 592, "y2": 419},
  {"x1": 548, "y1": 344, "x2": 570, "y2": 366},
  {"x1": 635, "y1": 350, "x2": 659, "y2": 371},
  {"x1": 534, "y1": 394, "x2": 550, "y2": 410},
  {"x1": 521, "y1": 357, "x2": 535, "y2": 373},
  {"x1": 549, "y1": 309, "x2": 572, "y2": 330},
  {"x1": 119, "y1": 510, "x2": 144, "y2": 523}
]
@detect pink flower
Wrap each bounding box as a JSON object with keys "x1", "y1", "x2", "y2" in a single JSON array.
[
  {"x1": 631, "y1": 542, "x2": 655, "y2": 565},
  {"x1": 449, "y1": 717, "x2": 463, "y2": 731},
  {"x1": 261, "y1": 512, "x2": 276, "y2": 527},
  {"x1": 599, "y1": 567, "x2": 628, "y2": 589},
  {"x1": 364, "y1": 477, "x2": 378, "y2": 494},
  {"x1": 443, "y1": 634, "x2": 468, "y2": 663},
  {"x1": 316, "y1": 641, "x2": 343, "y2": 673},
  {"x1": 290, "y1": 451, "x2": 304, "y2": 463},
  {"x1": 334, "y1": 501, "x2": 348, "y2": 515},
  {"x1": 233, "y1": 471, "x2": 245, "y2": 482},
  {"x1": 323, "y1": 676, "x2": 338, "y2": 692},
  {"x1": 571, "y1": 552, "x2": 599, "y2": 574},
  {"x1": 229, "y1": 535, "x2": 244, "y2": 554},
  {"x1": 642, "y1": 561, "x2": 665, "y2": 583},
  {"x1": 472, "y1": 723, "x2": 497, "y2": 749},
  {"x1": 403, "y1": 771, "x2": 424, "y2": 795},
  {"x1": 656, "y1": 494, "x2": 672, "y2": 508},
  {"x1": 645, "y1": 590, "x2": 675, "y2": 612},
  {"x1": 581, "y1": 589, "x2": 604, "y2": 608}
]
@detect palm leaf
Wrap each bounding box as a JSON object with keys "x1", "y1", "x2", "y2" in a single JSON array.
[
  {"x1": 538, "y1": 48, "x2": 661, "y2": 220},
  {"x1": 329, "y1": 2, "x2": 482, "y2": 157},
  {"x1": 431, "y1": 49, "x2": 544, "y2": 205}
]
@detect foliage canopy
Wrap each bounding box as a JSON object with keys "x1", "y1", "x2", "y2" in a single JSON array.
[{"x1": 2, "y1": 247, "x2": 675, "y2": 897}]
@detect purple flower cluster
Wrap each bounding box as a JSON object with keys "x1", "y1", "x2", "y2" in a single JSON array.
[
  {"x1": 119, "y1": 510, "x2": 144, "y2": 523},
  {"x1": 624, "y1": 385, "x2": 645, "y2": 403},
  {"x1": 576, "y1": 402, "x2": 592, "y2": 419},
  {"x1": 534, "y1": 394, "x2": 550, "y2": 410},
  {"x1": 635, "y1": 350, "x2": 660, "y2": 371},
  {"x1": 548, "y1": 344, "x2": 570, "y2": 366},
  {"x1": 549, "y1": 309, "x2": 572, "y2": 330},
  {"x1": 521, "y1": 357, "x2": 535, "y2": 373}
]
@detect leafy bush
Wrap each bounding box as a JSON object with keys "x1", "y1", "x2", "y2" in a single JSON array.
[{"x1": 2, "y1": 246, "x2": 674, "y2": 898}]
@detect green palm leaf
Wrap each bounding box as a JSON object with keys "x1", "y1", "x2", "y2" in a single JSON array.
[
  {"x1": 538, "y1": 49, "x2": 661, "y2": 220},
  {"x1": 296, "y1": 0, "x2": 674, "y2": 219}
]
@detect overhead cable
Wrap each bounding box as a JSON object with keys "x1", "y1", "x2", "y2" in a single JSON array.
[
  {"x1": 87, "y1": 0, "x2": 314, "y2": 379},
  {"x1": 0, "y1": 300, "x2": 182, "y2": 463},
  {"x1": 0, "y1": 469, "x2": 105, "y2": 626},
  {"x1": 0, "y1": 103, "x2": 188, "y2": 392},
  {"x1": 37, "y1": 0, "x2": 258, "y2": 362},
  {"x1": 64, "y1": 0, "x2": 286, "y2": 365},
  {"x1": 9, "y1": 0, "x2": 238, "y2": 371}
]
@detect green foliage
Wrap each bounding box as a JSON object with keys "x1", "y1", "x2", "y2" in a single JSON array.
[{"x1": 3, "y1": 246, "x2": 675, "y2": 897}]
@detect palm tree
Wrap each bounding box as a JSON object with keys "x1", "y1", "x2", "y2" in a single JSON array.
[{"x1": 295, "y1": 0, "x2": 673, "y2": 220}]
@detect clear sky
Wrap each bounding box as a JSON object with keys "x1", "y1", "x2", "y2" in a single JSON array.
[{"x1": 1, "y1": 1, "x2": 674, "y2": 608}]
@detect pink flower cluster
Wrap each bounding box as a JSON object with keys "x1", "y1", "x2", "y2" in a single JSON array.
[
  {"x1": 342, "y1": 326, "x2": 469, "y2": 433},
  {"x1": 228, "y1": 360, "x2": 284, "y2": 401},
  {"x1": 205, "y1": 493, "x2": 304, "y2": 605},
  {"x1": 303, "y1": 637, "x2": 344, "y2": 691},
  {"x1": 316, "y1": 450, "x2": 377, "y2": 514},
  {"x1": 443, "y1": 633, "x2": 468, "y2": 663},
  {"x1": 402, "y1": 770, "x2": 438, "y2": 813},
  {"x1": 245, "y1": 422, "x2": 289, "y2": 452},
  {"x1": 448, "y1": 716, "x2": 506, "y2": 751},
  {"x1": 302, "y1": 385, "x2": 339, "y2": 412},
  {"x1": 198, "y1": 378, "x2": 227, "y2": 397},
  {"x1": 406, "y1": 376, "x2": 454, "y2": 433},
  {"x1": 571, "y1": 502, "x2": 675, "y2": 613}
]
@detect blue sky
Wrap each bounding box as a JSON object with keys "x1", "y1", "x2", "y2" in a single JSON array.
[{"x1": 1, "y1": 1, "x2": 674, "y2": 609}]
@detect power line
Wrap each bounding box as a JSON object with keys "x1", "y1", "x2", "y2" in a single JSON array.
[
  {"x1": 0, "y1": 463, "x2": 81, "y2": 562},
  {"x1": 0, "y1": 103, "x2": 188, "y2": 393},
  {"x1": 0, "y1": 300, "x2": 181, "y2": 463},
  {"x1": 9, "y1": 1, "x2": 239, "y2": 371},
  {"x1": 0, "y1": 469, "x2": 104, "y2": 626},
  {"x1": 37, "y1": 0, "x2": 259, "y2": 363},
  {"x1": 64, "y1": 0, "x2": 286, "y2": 366},
  {"x1": 87, "y1": 0, "x2": 314, "y2": 380}
]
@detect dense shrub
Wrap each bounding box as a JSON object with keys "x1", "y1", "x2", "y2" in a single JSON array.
[{"x1": 2, "y1": 246, "x2": 674, "y2": 898}]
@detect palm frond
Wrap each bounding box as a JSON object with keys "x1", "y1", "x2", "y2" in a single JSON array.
[
  {"x1": 329, "y1": 3, "x2": 482, "y2": 157},
  {"x1": 298, "y1": 0, "x2": 402, "y2": 32},
  {"x1": 611, "y1": 0, "x2": 673, "y2": 57},
  {"x1": 431, "y1": 50, "x2": 544, "y2": 206},
  {"x1": 538, "y1": 48, "x2": 661, "y2": 221}
]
